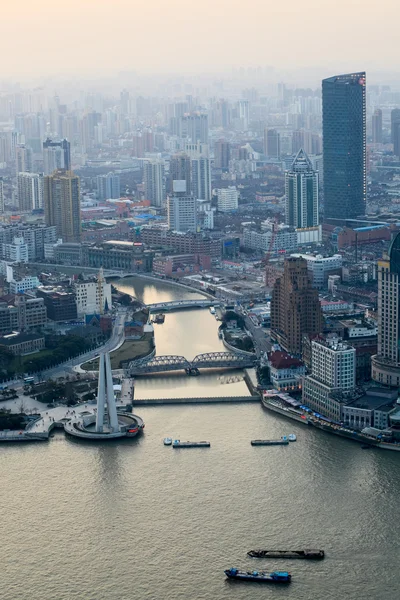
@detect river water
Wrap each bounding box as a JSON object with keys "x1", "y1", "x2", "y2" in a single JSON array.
[
  {"x1": 113, "y1": 277, "x2": 250, "y2": 399},
  {"x1": 2, "y1": 277, "x2": 400, "y2": 600}
]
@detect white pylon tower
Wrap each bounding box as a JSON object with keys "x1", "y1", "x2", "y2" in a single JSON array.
[{"x1": 95, "y1": 352, "x2": 119, "y2": 433}]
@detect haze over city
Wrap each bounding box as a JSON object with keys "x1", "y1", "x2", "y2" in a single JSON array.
[{"x1": 2, "y1": 0, "x2": 400, "y2": 81}]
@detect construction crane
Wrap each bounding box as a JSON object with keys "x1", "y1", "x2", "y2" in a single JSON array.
[{"x1": 264, "y1": 217, "x2": 280, "y2": 288}]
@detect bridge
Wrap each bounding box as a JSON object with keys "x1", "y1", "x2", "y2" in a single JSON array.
[
  {"x1": 127, "y1": 351, "x2": 256, "y2": 375},
  {"x1": 147, "y1": 300, "x2": 219, "y2": 312}
]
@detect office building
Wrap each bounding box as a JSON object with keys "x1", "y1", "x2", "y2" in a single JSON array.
[
  {"x1": 43, "y1": 138, "x2": 71, "y2": 174},
  {"x1": 17, "y1": 172, "x2": 44, "y2": 211},
  {"x1": 263, "y1": 128, "x2": 280, "y2": 159},
  {"x1": 9, "y1": 275, "x2": 41, "y2": 294},
  {"x1": 181, "y1": 113, "x2": 208, "y2": 144},
  {"x1": 74, "y1": 277, "x2": 112, "y2": 317},
  {"x1": 302, "y1": 337, "x2": 356, "y2": 421},
  {"x1": 143, "y1": 160, "x2": 165, "y2": 207},
  {"x1": 169, "y1": 153, "x2": 191, "y2": 194},
  {"x1": 44, "y1": 170, "x2": 81, "y2": 242},
  {"x1": 244, "y1": 228, "x2": 298, "y2": 254},
  {"x1": 391, "y1": 109, "x2": 400, "y2": 157},
  {"x1": 372, "y1": 232, "x2": 400, "y2": 385},
  {"x1": 271, "y1": 257, "x2": 323, "y2": 355},
  {"x1": 217, "y1": 186, "x2": 238, "y2": 212},
  {"x1": 36, "y1": 286, "x2": 77, "y2": 321},
  {"x1": 3, "y1": 237, "x2": 29, "y2": 262},
  {"x1": 167, "y1": 181, "x2": 197, "y2": 233},
  {"x1": 372, "y1": 109, "x2": 382, "y2": 144},
  {"x1": 97, "y1": 173, "x2": 121, "y2": 200},
  {"x1": 15, "y1": 145, "x2": 33, "y2": 174},
  {"x1": 285, "y1": 149, "x2": 318, "y2": 229},
  {"x1": 0, "y1": 178, "x2": 4, "y2": 213},
  {"x1": 322, "y1": 72, "x2": 366, "y2": 219},
  {"x1": 214, "y1": 140, "x2": 231, "y2": 169},
  {"x1": 191, "y1": 156, "x2": 211, "y2": 201},
  {"x1": 290, "y1": 253, "x2": 342, "y2": 290}
]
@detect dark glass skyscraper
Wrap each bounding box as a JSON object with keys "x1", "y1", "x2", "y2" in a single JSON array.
[{"x1": 322, "y1": 72, "x2": 366, "y2": 220}]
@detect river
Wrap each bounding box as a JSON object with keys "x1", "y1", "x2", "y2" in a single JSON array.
[
  {"x1": 1, "y1": 277, "x2": 400, "y2": 600},
  {"x1": 113, "y1": 277, "x2": 250, "y2": 399}
]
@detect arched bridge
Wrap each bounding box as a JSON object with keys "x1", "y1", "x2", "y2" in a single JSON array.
[
  {"x1": 148, "y1": 300, "x2": 219, "y2": 313},
  {"x1": 127, "y1": 351, "x2": 256, "y2": 375}
]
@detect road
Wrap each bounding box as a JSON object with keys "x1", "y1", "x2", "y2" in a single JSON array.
[
  {"x1": 242, "y1": 315, "x2": 271, "y2": 358},
  {"x1": 9, "y1": 307, "x2": 128, "y2": 390}
]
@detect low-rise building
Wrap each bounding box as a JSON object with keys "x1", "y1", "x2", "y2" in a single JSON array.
[
  {"x1": 342, "y1": 388, "x2": 398, "y2": 430},
  {"x1": 36, "y1": 286, "x2": 77, "y2": 322},
  {"x1": 152, "y1": 254, "x2": 211, "y2": 277},
  {"x1": 9, "y1": 275, "x2": 40, "y2": 294},
  {"x1": 84, "y1": 241, "x2": 154, "y2": 272},
  {"x1": 267, "y1": 350, "x2": 305, "y2": 391},
  {"x1": 74, "y1": 277, "x2": 112, "y2": 317},
  {"x1": 0, "y1": 332, "x2": 45, "y2": 355}
]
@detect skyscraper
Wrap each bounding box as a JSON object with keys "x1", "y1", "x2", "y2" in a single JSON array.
[
  {"x1": 322, "y1": 72, "x2": 366, "y2": 219},
  {"x1": 264, "y1": 128, "x2": 280, "y2": 159},
  {"x1": 214, "y1": 140, "x2": 231, "y2": 170},
  {"x1": 285, "y1": 149, "x2": 319, "y2": 229},
  {"x1": 372, "y1": 109, "x2": 383, "y2": 144},
  {"x1": 191, "y1": 156, "x2": 211, "y2": 201},
  {"x1": 181, "y1": 113, "x2": 209, "y2": 144},
  {"x1": 0, "y1": 177, "x2": 4, "y2": 213},
  {"x1": 271, "y1": 257, "x2": 323, "y2": 355},
  {"x1": 17, "y1": 172, "x2": 44, "y2": 211},
  {"x1": 15, "y1": 145, "x2": 33, "y2": 175},
  {"x1": 167, "y1": 181, "x2": 197, "y2": 233},
  {"x1": 169, "y1": 153, "x2": 191, "y2": 194},
  {"x1": 143, "y1": 160, "x2": 165, "y2": 207},
  {"x1": 44, "y1": 170, "x2": 81, "y2": 242},
  {"x1": 391, "y1": 108, "x2": 400, "y2": 145},
  {"x1": 43, "y1": 138, "x2": 71, "y2": 174},
  {"x1": 372, "y1": 232, "x2": 400, "y2": 386},
  {"x1": 97, "y1": 173, "x2": 120, "y2": 200}
]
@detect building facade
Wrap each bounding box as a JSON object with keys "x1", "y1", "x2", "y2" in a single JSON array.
[
  {"x1": 322, "y1": 72, "x2": 366, "y2": 219},
  {"x1": 285, "y1": 149, "x2": 318, "y2": 229},
  {"x1": 143, "y1": 160, "x2": 165, "y2": 207},
  {"x1": 74, "y1": 278, "x2": 112, "y2": 317},
  {"x1": 97, "y1": 173, "x2": 120, "y2": 200},
  {"x1": 167, "y1": 192, "x2": 197, "y2": 233},
  {"x1": 271, "y1": 257, "x2": 323, "y2": 355},
  {"x1": 44, "y1": 170, "x2": 81, "y2": 242},
  {"x1": 372, "y1": 232, "x2": 400, "y2": 385},
  {"x1": 217, "y1": 186, "x2": 239, "y2": 212},
  {"x1": 17, "y1": 172, "x2": 44, "y2": 212}
]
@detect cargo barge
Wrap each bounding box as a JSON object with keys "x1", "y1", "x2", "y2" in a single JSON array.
[
  {"x1": 251, "y1": 438, "x2": 289, "y2": 446},
  {"x1": 172, "y1": 440, "x2": 210, "y2": 448},
  {"x1": 248, "y1": 549, "x2": 324, "y2": 560},
  {"x1": 224, "y1": 568, "x2": 291, "y2": 583}
]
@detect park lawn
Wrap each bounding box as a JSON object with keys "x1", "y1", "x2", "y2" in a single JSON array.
[{"x1": 81, "y1": 333, "x2": 154, "y2": 371}]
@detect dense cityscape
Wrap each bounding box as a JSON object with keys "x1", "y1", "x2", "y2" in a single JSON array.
[{"x1": 2, "y1": 1, "x2": 400, "y2": 598}]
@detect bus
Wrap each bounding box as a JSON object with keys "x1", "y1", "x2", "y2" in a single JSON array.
[{"x1": 23, "y1": 377, "x2": 35, "y2": 384}]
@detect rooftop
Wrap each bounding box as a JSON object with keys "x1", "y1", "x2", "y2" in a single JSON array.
[{"x1": 268, "y1": 350, "x2": 304, "y2": 369}]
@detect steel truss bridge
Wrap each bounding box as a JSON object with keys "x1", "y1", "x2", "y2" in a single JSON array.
[
  {"x1": 127, "y1": 351, "x2": 256, "y2": 375},
  {"x1": 147, "y1": 300, "x2": 219, "y2": 312}
]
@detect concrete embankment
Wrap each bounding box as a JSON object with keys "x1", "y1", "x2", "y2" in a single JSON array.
[{"x1": 133, "y1": 395, "x2": 260, "y2": 406}]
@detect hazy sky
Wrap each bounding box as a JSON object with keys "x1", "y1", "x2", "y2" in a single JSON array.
[{"x1": 1, "y1": 0, "x2": 398, "y2": 78}]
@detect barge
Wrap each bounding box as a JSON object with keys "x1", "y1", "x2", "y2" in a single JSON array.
[
  {"x1": 224, "y1": 568, "x2": 291, "y2": 583},
  {"x1": 248, "y1": 549, "x2": 324, "y2": 560},
  {"x1": 172, "y1": 440, "x2": 210, "y2": 448},
  {"x1": 251, "y1": 437, "x2": 289, "y2": 446}
]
